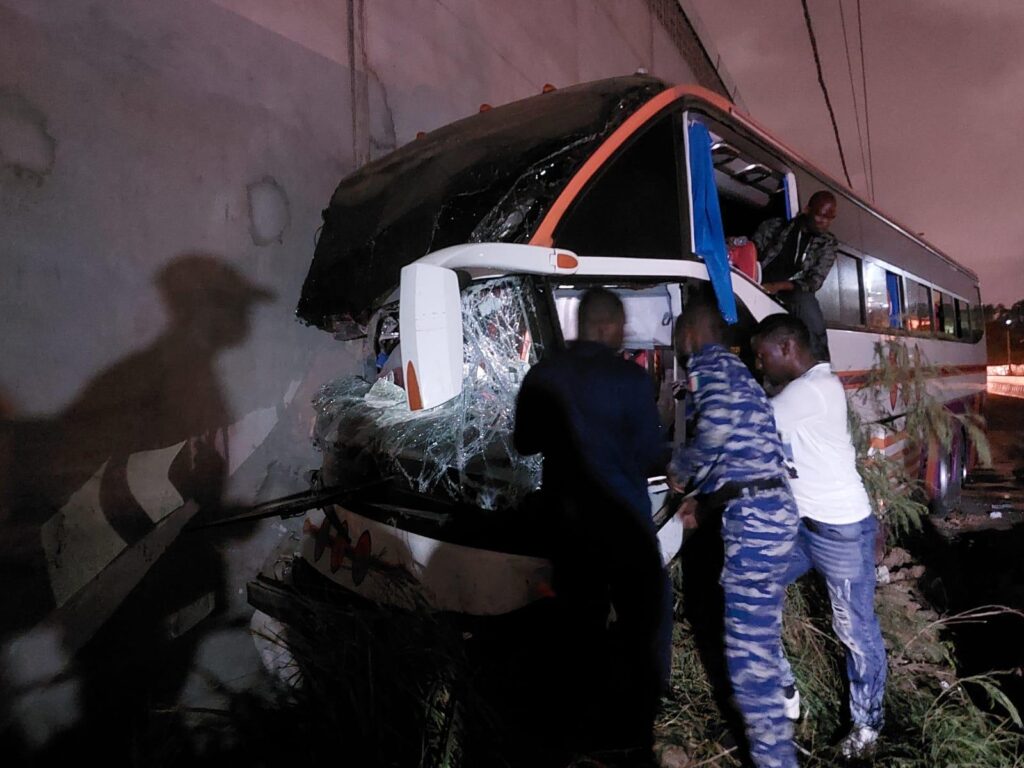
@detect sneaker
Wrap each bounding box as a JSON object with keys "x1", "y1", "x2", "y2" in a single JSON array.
[
  {"x1": 838, "y1": 725, "x2": 879, "y2": 759},
  {"x1": 782, "y1": 684, "x2": 801, "y2": 721}
]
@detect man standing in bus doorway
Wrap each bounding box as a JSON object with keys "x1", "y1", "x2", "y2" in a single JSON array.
[
  {"x1": 514, "y1": 288, "x2": 672, "y2": 765},
  {"x1": 753, "y1": 190, "x2": 838, "y2": 362},
  {"x1": 669, "y1": 289, "x2": 799, "y2": 768},
  {"x1": 752, "y1": 313, "x2": 887, "y2": 760}
]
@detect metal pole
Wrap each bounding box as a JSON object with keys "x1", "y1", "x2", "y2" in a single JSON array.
[{"x1": 1007, "y1": 321, "x2": 1015, "y2": 370}]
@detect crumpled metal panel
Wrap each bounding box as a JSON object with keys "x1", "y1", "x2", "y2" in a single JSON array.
[
  {"x1": 313, "y1": 277, "x2": 543, "y2": 510},
  {"x1": 297, "y1": 76, "x2": 667, "y2": 329}
]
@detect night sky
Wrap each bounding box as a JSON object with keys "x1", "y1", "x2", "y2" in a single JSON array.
[{"x1": 689, "y1": 0, "x2": 1023, "y2": 306}]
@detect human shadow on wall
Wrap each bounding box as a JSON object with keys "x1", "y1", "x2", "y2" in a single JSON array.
[{"x1": 0, "y1": 253, "x2": 274, "y2": 757}]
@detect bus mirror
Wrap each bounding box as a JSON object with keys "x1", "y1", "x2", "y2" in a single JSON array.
[{"x1": 399, "y1": 263, "x2": 464, "y2": 411}]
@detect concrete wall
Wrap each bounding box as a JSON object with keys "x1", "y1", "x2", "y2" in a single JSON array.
[
  {"x1": 1, "y1": 0, "x2": 723, "y2": 487},
  {"x1": 0, "y1": 0, "x2": 726, "y2": 729}
]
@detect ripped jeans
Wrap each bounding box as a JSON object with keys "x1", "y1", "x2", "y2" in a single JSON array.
[{"x1": 779, "y1": 515, "x2": 887, "y2": 730}]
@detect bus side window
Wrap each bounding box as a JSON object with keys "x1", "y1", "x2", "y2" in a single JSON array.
[
  {"x1": 817, "y1": 251, "x2": 863, "y2": 326},
  {"x1": 954, "y1": 299, "x2": 967, "y2": 339},
  {"x1": 970, "y1": 303, "x2": 985, "y2": 342},
  {"x1": 863, "y1": 262, "x2": 901, "y2": 329},
  {"x1": 934, "y1": 290, "x2": 956, "y2": 336},
  {"x1": 903, "y1": 278, "x2": 933, "y2": 333},
  {"x1": 706, "y1": 138, "x2": 788, "y2": 242}
]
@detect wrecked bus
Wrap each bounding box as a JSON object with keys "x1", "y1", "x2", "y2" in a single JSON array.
[{"x1": 248, "y1": 75, "x2": 985, "y2": 625}]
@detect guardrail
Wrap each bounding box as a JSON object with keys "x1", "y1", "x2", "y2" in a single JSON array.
[
  {"x1": 988, "y1": 364, "x2": 1024, "y2": 377},
  {"x1": 988, "y1": 376, "x2": 1024, "y2": 399}
]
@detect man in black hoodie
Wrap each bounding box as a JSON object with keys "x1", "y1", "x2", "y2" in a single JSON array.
[{"x1": 753, "y1": 190, "x2": 839, "y2": 362}]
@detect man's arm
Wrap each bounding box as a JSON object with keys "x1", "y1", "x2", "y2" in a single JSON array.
[
  {"x1": 794, "y1": 234, "x2": 838, "y2": 293},
  {"x1": 751, "y1": 217, "x2": 784, "y2": 257}
]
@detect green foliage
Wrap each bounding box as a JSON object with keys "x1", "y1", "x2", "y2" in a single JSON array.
[
  {"x1": 847, "y1": 339, "x2": 991, "y2": 540},
  {"x1": 658, "y1": 578, "x2": 1024, "y2": 767}
]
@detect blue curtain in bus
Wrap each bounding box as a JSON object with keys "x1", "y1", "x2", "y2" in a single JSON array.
[
  {"x1": 886, "y1": 271, "x2": 901, "y2": 328},
  {"x1": 687, "y1": 121, "x2": 738, "y2": 324}
]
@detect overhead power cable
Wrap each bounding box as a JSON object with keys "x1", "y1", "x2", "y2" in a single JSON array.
[
  {"x1": 838, "y1": 0, "x2": 869, "y2": 193},
  {"x1": 857, "y1": 0, "x2": 876, "y2": 200},
  {"x1": 800, "y1": 0, "x2": 853, "y2": 187}
]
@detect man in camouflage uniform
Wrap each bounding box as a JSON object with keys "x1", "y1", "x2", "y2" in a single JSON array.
[
  {"x1": 669, "y1": 290, "x2": 799, "y2": 768},
  {"x1": 753, "y1": 190, "x2": 838, "y2": 362}
]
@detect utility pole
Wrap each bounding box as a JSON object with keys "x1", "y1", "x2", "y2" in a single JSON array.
[{"x1": 1007, "y1": 318, "x2": 1014, "y2": 367}]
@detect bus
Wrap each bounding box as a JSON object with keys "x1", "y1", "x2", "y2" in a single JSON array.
[{"x1": 250, "y1": 75, "x2": 985, "y2": 624}]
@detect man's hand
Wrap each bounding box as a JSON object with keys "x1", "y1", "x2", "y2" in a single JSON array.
[
  {"x1": 677, "y1": 497, "x2": 699, "y2": 530},
  {"x1": 761, "y1": 281, "x2": 794, "y2": 296}
]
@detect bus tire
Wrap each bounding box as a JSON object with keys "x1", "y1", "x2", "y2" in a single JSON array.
[{"x1": 930, "y1": 431, "x2": 966, "y2": 518}]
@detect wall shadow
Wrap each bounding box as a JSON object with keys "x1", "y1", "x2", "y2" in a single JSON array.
[{"x1": 0, "y1": 252, "x2": 273, "y2": 758}]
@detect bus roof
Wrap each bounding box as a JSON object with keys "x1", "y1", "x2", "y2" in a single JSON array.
[
  {"x1": 298, "y1": 77, "x2": 978, "y2": 329},
  {"x1": 297, "y1": 75, "x2": 667, "y2": 328}
]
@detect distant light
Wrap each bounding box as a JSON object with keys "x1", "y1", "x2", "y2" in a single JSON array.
[
  {"x1": 415, "y1": 131, "x2": 426, "y2": 139},
  {"x1": 636, "y1": 67, "x2": 649, "y2": 75},
  {"x1": 1007, "y1": 319, "x2": 1013, "y2": 326},
  {"x1": 479, "y1": 103, "x2": 492, "y2": 113},
  {"x1": 542, "y1": 83, "x2": 556, "y2": 93}
]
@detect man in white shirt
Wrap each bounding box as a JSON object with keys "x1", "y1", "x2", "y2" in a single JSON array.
[{"x1": 751, "y1": 313, "x2": 887, "y2": 760}]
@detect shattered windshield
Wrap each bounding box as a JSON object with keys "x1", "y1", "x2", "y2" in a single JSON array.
[
  {"x1": 297, "y1": 75, "x2": 667, "y2": 328},
  {"x1": 313, "y1": 276, "x2": 544, "y2": 511}
]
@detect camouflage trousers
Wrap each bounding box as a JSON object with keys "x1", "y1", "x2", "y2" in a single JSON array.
[{"x1": 721, "y1": 487, "x2": 800, "y2": 768}]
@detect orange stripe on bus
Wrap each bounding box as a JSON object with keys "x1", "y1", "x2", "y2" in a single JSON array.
[{"x1": 527, "y1": 83, "x2": 978, "y2": 283}]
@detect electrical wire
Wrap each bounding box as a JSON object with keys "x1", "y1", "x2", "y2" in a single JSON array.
[
  {"x1": 857, "y1": 0, "x2": 876, "y2": 200},
  {"x1": 838, "y1": 0, "x2": 869, "y2": 195},
  {"x1": 800, "y1": 0, "x2": 853, "y2": 187}
]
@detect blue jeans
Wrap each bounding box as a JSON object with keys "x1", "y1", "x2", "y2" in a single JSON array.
[{"x1": 779, "y1": 515, "x2": 887, "y2": 730}]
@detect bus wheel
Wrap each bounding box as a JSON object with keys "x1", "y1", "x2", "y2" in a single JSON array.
[{"x1": 930, "y1": 431, "x2": 966, "y2": 518}]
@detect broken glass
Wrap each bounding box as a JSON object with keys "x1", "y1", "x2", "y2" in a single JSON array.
[
  {"x1": 313, "y1": 277, "x2": 543, "y2": 511},
  {"x1": 297, "y1": 76, "x2": 667, "y2": 328}
]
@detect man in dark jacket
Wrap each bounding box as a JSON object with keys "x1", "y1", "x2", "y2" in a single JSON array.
[
  {"x1": 514, "y1": 287, "x2": 671, "y2": 761},
  {"x1": 753, "y1": 190, "x2": 838, "y2": 361}
]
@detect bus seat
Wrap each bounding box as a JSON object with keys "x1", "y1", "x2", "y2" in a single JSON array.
[{"x1": 728, "y1": 237, "x2": 761, "y2": 283}]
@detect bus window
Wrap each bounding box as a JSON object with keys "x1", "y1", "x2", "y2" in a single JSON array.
[
  {"x1": 863, "y1": 262, "x2": 901, "y2": 329},
  {"x1": 970, "y1": 303, "x2": 985, "y2": 342},
  {"x1": 554, "y1": 113, "x2": 684, "y2": 259},
  {"x1": 817, "y1": 252, "x2": 863, "y2": 326},
  {"x1": 707, "y1": 136, "x2": 788, "y2": 241},
  {"x1": 903, "y1": 278, "x2": 933, "y2": 333},
  {"x1": 954, "y1": 299, "x2": 967, "y2": 339},
  {"x1": 934, "y1": 291, "x2": 956, "y2": 336}
]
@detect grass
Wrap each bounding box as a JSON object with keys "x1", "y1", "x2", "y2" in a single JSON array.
[
  {"x1": 656, "y1": 569, "x2": 1024, "y2": 767},
  {"x1": 848, "y1": 339, "x2": 991, "y2": 541}
]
